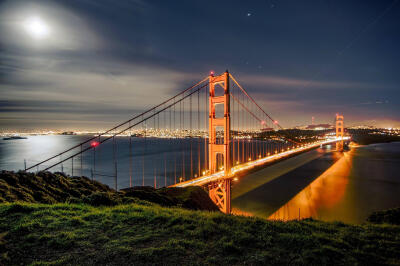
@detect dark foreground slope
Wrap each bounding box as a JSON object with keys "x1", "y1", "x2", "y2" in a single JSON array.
[
  {"x1": 0, "y1": 171, "x2": 218, "y2": 211},
  {"x1": 1, "y1": 171, "x2": 400, "y2": 265}
]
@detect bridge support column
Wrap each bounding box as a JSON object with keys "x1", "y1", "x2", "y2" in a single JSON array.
[
  {"x1": 336, "y1": 114, "x2": 344, "y2": 151},
  {"x1": 208, "y1": 71, "x2": 231, "y2": 213},
  {"x1": 208, "y1": 71, "x2": 231, "y2": 175},
  {"x1": 208, "y1": 179, "x2": 231, "y2": 214}
]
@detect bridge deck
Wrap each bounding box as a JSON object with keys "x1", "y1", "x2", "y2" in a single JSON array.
[{"x1": 172, "y1": 137, "x2": 349, "y2": 188}]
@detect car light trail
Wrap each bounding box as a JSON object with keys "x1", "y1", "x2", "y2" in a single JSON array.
[{"x1": 173, "y1": 137, "x2": 350, "y2": 188}]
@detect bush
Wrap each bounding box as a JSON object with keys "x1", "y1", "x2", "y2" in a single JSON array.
[
  {"x1": 82, "y1": 192, "x2": 121, "y2": 206},
  {"x1": 367, "y1": 207, "x2": 400, "y2": 225}
]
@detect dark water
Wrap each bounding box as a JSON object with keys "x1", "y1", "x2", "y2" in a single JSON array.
[
  {"x1": 0, "y1": 135, "x2": 206, "y2": 189},
  {"x1": 0, "y1": 135, "x2": 280, "y2": 189},
  {"x1": 2, "y1": 136, "x2": 399, "y2": 223},
  {"x1": 232, "y1": 142, "x2": 400, "y2": 223}
]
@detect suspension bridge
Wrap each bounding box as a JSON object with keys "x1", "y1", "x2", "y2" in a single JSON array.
[{"x1": 24, "y1": 71, "x2": 349, "y2": 213}]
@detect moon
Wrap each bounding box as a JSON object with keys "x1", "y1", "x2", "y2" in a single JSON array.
[{"x1": 23, "y1": 16, "x2": 50, "y2": 39}]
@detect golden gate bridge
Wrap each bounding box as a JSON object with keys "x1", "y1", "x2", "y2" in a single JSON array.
[{"x1": 24, "y1": 71, "x2": 348, "y2": 213}]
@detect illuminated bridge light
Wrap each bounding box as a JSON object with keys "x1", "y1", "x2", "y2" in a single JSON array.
[{"x1": 91, "y1": 141, "x2": 99, "y2": 147}]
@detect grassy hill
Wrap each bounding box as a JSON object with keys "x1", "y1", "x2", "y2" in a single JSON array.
[
  {"x1": 0, "y1": 171, "x2": 218, "y2": 211},
  {"x1": 1, "y1": 171, "x2": 400, "y2": 265}
]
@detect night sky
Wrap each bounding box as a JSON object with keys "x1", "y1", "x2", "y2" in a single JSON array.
[{"x1": 1, "y1": 0, "x2": 399, "y2": 130}]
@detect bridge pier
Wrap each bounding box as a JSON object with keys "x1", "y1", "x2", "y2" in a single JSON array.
[{"x1": 208, "y1": 179, "x2": 231, "y2": 214}]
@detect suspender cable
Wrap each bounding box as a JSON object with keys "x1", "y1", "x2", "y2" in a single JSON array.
[
  {"x1": 204, "y1": 85, "x2": 207, "y2": 174},
  {"x1": 190, "y1": 92, "x2": 193, "y2": 179},
  {"x1": 173, "y1": 97, "x2": 176, "y2": 184},
  {"x1": 113, "y1": 135, "x2": 117, "y2": 190},
  {"x1": 129, "y1": 121, "x2": 133, "y2": 187},
  {"x1": 143, "y1": 119, "x2": 146, "y2": 186},
  {"x1": 197, "y1": 87, "x2": 201, "y2": 177},
  {"x1": 80, "y1": 144, "x2": 82, "y2": 176}
]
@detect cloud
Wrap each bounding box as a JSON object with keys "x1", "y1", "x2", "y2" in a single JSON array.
[
  {"x1": 0, "y1": 0, "x2": 200, "y2": 130},
  {"x1": 0, "y1": 48, "x2": 202, "y2": 130},
  {"x1": 0, "y1": 0, "x2": 399, "y2": 130},
  {"x1": 237, "y1": 74, "x2": 387, "y2": 91}
]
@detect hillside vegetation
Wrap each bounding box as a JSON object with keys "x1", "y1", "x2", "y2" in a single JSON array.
[
  {"x1": 0, "y1": 171, "x2": 400, "y2": 265},
  {"x1": 0, "y1": 171, "x2": 218, "y2": 211}
]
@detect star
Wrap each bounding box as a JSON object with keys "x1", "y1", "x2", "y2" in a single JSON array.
[{"x1": 247, "y1": 12, "x2": 252, "y2": 17}]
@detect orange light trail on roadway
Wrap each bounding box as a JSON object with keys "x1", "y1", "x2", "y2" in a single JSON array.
[{"x1": 172, "y1": 137, "x2": 350, "y2": 188}]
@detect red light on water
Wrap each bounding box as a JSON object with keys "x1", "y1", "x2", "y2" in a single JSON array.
[{"x1": 91, "y1": 141, "x2": 99, "y2": 147}]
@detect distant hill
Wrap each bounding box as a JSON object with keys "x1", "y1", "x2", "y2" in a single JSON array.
[{"x1": 348, "y1": 129, "x2": 400, "y2": 145}]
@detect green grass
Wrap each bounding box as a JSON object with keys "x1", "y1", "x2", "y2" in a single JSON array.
[
  {"x1": 1, "y1": 171, "x2": 400, "y2": 265},
  {"x1": 1, "y1": 202, "x2": 400, "y2": 265}
]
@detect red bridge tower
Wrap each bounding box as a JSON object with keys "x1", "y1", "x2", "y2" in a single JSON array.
[
  {"x1": 336, "y1": 114, "x2": 344, "y2": 151},
  {"x1": 207, "y1": 71, "x2": 231, "y2": 214}
]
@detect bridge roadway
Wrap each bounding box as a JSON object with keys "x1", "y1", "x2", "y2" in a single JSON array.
[{"x1": 172, "y1": 137, "x2": 350, "y2": 188}]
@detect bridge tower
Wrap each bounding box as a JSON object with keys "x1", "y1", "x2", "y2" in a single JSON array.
[
  {"x1": 207, "y1": 71, "x2": 231, "y2": 214},
  {"x1": 336, "y1": 114, "x2": 344, "y2": 151}
]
